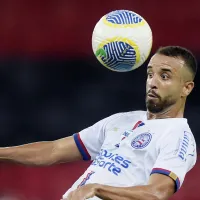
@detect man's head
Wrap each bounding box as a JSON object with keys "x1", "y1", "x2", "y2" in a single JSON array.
[{"x1": 146, "y1": 46, "x2": 197, "y2": 113}]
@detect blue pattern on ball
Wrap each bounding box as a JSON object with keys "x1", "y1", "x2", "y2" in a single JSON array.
[
  {"x1": 101, "y1": 41, "x2": 136, "y2": 71},
  {"x1": 106, "y1": 10, "x2": 143, "y2": 24}
]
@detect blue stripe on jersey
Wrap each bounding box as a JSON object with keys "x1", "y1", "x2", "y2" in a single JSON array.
[
  {"x1": 73, "y1": 133, "x2": 91, "y2": 161},
  {"x1": 150, "y1": 168, "x2": 180, "y2": 191}
]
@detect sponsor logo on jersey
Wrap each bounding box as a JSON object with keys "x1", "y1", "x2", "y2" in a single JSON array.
[
  {"x1": 178, "y1": 131, "x2": 194, "y2": 161},
  {"x1": 131, "y1": 132, "x2": 152, "y2": 149},
  {"x1": 91, "y1": 149, "x2": 131, "y2": 176}
]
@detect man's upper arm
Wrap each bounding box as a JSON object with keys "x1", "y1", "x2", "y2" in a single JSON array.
[
  {"x1": 148, "y1": 173, "x2": 175, "y2": 200},
  {"x1": 52, "y1": 136, "x2": 83, "y2": 163}
]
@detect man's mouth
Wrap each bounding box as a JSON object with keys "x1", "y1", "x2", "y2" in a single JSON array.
[{"x1": 147, "y1": 91, "x2": 159, "y2": 98}]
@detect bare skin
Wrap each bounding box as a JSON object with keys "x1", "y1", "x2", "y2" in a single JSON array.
[
  {"x1": 146, "y1": 54, "x2": 194, "y2": 119},
  {"x1": 0, "y1": 136, "x2": 82, "y2": 166},
  {"x1": 0, "y1": 53, "x2": 195, "y2": 200}
]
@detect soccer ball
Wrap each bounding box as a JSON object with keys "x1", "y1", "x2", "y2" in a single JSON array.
[{"x1": 92, "y1": 10, "x2": 153, "y2": 72}]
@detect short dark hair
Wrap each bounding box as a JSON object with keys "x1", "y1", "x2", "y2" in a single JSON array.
[{"x1": 156, "y1": 46, "x2": 198, "y2": 80}]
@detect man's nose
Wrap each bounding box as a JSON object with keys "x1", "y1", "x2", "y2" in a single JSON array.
[{"x1": 148, "y1": 75, "x2": 158, "y2": 89}]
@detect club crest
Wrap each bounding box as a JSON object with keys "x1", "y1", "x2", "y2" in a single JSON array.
[{"x1": 131, "y1": 132, "x2": 152, "y2": 149}]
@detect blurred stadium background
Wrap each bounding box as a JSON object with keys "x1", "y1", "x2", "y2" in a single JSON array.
[{"x1": 0, "y1": 1, "x2": 199, "y2": 200}]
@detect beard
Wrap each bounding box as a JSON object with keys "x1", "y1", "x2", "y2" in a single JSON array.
[{"x1": 145, "y1": 93, "x2": 176, "y2": 113}]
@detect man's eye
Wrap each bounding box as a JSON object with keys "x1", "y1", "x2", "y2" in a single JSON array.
[
  {"x1": 161, "y1": 74, "x2": 169, "y2": 79},
  {"x1": 147, "y1": 73, "x2": 153, "y2": 78}
]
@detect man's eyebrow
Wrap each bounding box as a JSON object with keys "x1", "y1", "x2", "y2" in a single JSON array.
[
  {"x1": 161, "y1": 68, "x2": 172, "y2": 73},
  {"x1": 147, "y1": 66, "x2": 172, "y2": 73},
  {"x1": 147, "y1": 66, "x2": 152, "y2": 70}
]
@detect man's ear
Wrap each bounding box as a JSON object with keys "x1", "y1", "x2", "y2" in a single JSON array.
[{"x1": 181, "y1": 81, "x2": 194, "y2": 97}]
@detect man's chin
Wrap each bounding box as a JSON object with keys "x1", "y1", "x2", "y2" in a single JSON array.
[{"x1": 146, "y1": 101, "x2": 163, "y2": 113}]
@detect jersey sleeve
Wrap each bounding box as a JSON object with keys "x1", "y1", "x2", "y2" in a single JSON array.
[
  {"x1": 150, "y1": 129, "x2": 197, "y2": 192},
  {"x1": 73, "y1": 113, "x2": 122, "y2": 161}
]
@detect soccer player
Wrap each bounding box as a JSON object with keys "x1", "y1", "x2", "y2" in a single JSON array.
[{"x1": 0, "y1": 46, "x2": 197, "y2": 200}]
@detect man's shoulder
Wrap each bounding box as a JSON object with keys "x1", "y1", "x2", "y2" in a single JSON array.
[
  {"x1": 165, "y1": 118, "x2": 191, "y2": 132},
  {"x1": 156, "y1": 118, "x2": 194, "y2": 141}
]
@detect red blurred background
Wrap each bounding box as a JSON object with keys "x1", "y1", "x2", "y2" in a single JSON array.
[
  {"x1": 0, "y1": 0, "x2": 200, "y2": 56},
  {"x1": 0, "y1": 160, "x2": 199, "y2": 200},
  {"x1": 0, "y1": 1, "x2": 199, "y2": 200}
]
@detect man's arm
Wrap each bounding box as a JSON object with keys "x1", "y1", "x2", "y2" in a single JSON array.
[
  {"x1": 95, "y1": 174, "x2": 174, "y2": 200},
  {"x1": 0, "y1": 113, "x2": 119, "y2": 166},
  {"x1": 0, "y1": 136, "x2": 82, "y2": 166},
  {"x1": 66, "y1": 174, "x2": 175, "y2": 200}
]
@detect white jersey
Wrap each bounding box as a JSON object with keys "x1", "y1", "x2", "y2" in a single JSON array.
[{"x1": 63, "y1": 111, "x2": 197, "y2": 199}]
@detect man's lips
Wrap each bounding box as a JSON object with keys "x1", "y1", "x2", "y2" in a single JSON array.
[
  {"x1": 148, "y1": 93, "x2": 157, "y2": 97},
  {"x1": 147, "y1": 91, "x2": 159, "y2": 98}
]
